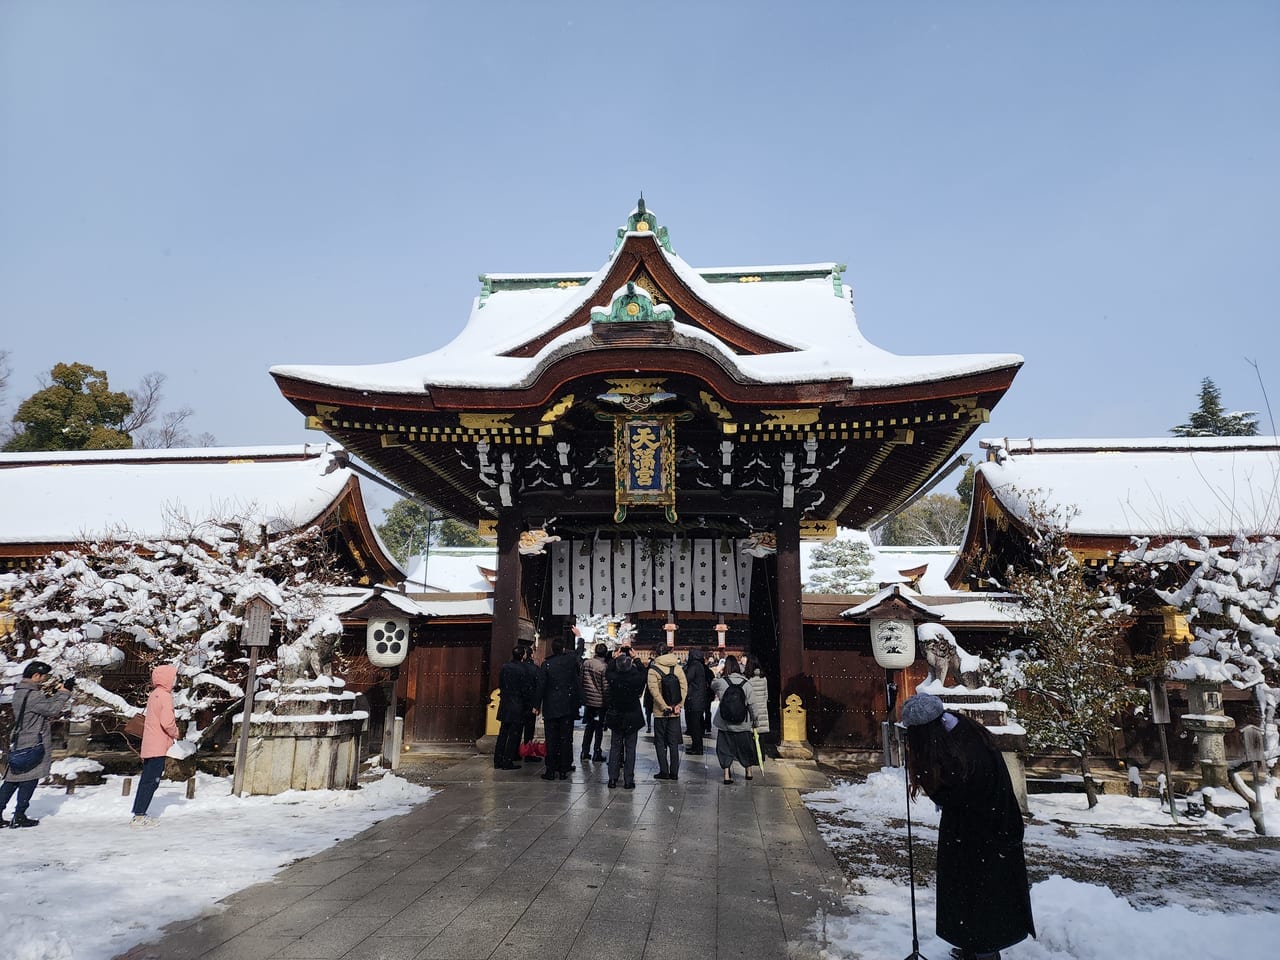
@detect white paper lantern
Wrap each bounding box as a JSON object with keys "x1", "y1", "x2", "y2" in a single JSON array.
[
  {"x1": 869, "y1": 618, "x2": 915, "y2": 669},
  {"x1": 367, "y1": 617, "x2": 410, "y2": 667}
]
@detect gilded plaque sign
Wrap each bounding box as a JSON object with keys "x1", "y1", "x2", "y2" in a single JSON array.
[{"x1": 614, "y1": 415, "x2": 677, "y2": 523}]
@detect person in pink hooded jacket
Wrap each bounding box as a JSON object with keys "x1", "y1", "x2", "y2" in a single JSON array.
[{"x1": 132, "y1": 664, "x2": 180, "y2": 827}]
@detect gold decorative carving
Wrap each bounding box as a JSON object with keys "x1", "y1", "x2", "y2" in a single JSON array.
[
  {"x1": 738, "y1": 275, "x2": 762, "y2": 283},
  {"x1": 540, "y1": 394, "x2": 576, "y2": 422},
  {"x1": 459, "y1": 413, "x2": 516, "y2": 430},
  {"x1": 555, "y1": 280, "x2": 581, "y2": 288},
  {"x1": 699, "y1": 391, "x2": 733, "y2": 420},
  {"x1": 477, "y1": 519, "x2": 499, "y2": 541},
  {"x1": 314, "y1": 404, "x2": 339, "y2": 419},
  {"x1": 636, "y1": 221, "x2": 651, "y2": 232},
  {"x1": 632, "y1": 275, "x2": 661, "y2": 301},
  {"x1": 625, "y1": 302, "x2": 641, "y2": 316},
  {"x1": 760, "y1": 408, "x2": 820, "y2": 427},
  {"x1": 607, "y1": 379, "x2": 668, "y2": 397}
]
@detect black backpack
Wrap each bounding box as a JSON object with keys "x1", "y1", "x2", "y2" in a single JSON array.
[
  {"x1": 719, "y1": 678, "x2": 749, "y2": 725},
  {"x1": 658, "y1": 664, "x2": 681, "y2": 706}
]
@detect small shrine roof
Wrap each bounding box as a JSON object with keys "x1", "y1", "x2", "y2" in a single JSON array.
[
  {"x1": 0, "y1": 443, "x2": 386, "y2": 551},
  {"x1": 975, "y1": 436, "x2": 1280, "y2": 537}
]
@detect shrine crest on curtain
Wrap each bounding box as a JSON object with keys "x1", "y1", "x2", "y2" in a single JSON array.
[{"x1": 613, "y1": 415, "x2": 677, "y2": 522}]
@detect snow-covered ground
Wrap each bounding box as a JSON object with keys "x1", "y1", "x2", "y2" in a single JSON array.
[
  {"x1": 3, "y1": 765, "x2": 434, "y2": 960},
  {"x1": 804, "y1": 770, "x2": 1280, "y2": 960}
]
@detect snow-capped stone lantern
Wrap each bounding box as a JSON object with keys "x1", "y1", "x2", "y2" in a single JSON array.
[{"x1": 367, "y1": 616, "x2": 410, "y2": 668}]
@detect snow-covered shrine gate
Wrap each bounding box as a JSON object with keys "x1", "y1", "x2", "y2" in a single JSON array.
[{"x1": 272, "y1": 202, "x2": 1021, "y2": 749}]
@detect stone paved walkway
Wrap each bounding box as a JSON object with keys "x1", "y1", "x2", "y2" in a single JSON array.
[{"x1": 118, "y1": 746, "x2": 851, "y2": 960}]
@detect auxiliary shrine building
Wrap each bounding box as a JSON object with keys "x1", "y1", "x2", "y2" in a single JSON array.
[{"x1": 272, "y1": 203, "x2": 1022, "y2": 749}]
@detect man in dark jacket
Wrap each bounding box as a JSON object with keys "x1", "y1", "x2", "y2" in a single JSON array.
[
  {"x1": 682, "y1": 648, "x2": 710, "y2": 755},
  {"x1": 494, "y1": 647, "x2": 527, "y2": 770},
  {"x1": 2, "y1": 660, "x2": 74, "y2": 828},
  {"x1": 537, "y1": 631, "x2": 583, "y2": 781}
]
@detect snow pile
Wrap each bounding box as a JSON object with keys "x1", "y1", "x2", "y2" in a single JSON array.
[
  {"x1": 805, "y1": 771, "x2": 1280, "y2": 960},
  {"x1": 1, "y1": 771, "x2": 434, "y2": 960}
]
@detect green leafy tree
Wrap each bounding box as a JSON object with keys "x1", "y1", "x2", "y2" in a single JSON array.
[
  {"x1": 991, "y1": 495, "x2": 1145, "y2": 808},
  {"x1": 804, "y1": 537, "x2": 875, "y2": 593},
  {"x1": 4, "y1": 362, "x2": 134, "y2": 451},
  {"x1": 956, "y1": 463, "x2": 976, "y2": 508},
  {"x1": 1171, "y1": 377, "x2": 1259, "y2": 437},
  {"x1": 377, "y1": 498, "x2": 485, "y2": 563}
]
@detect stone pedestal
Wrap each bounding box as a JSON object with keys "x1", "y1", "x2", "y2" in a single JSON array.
[{"x1": 234, "y1": 678, "x2": 369, "y2": 795}]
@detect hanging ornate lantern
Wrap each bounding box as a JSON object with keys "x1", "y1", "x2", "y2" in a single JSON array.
[
  {"x1": 367, "y1": 617, "x2": 410, "y2": 668},
  {"x1": 869, "y1": 617, "x2": 915, "y2": 669}
]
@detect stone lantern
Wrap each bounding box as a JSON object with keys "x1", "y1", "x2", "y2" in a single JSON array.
[{"x1": 1181, "y1": 680, "x2": 1235, "y2": 788}]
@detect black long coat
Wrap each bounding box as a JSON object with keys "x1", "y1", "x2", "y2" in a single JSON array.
[
  {"x1": 538, "y1": 652, "x2": 583, "y2": 721},
  {"x1": 603, "y1": 663, "x2": 646, "y2": 734},
  {"x1": 496, "y1": 660, "x2": 528, "y2": 723},
  {"x1": 926, "y1": 720, "x2": 1035, "y2": 954},
  {"x1": 682, "y1": 654, "x2": 710, "y2": 713}
]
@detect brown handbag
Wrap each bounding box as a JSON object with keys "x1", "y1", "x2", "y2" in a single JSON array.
[{"x1": 123, "y1": 713, "x2": 146, "y2": 738}]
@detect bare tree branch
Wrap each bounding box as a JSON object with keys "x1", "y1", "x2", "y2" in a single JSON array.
[{"x1": 121, "y1": 371, "x2": 167, "y2": 433}]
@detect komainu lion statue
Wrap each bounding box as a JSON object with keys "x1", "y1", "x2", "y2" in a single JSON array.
[
  {"x1": 918, "y1": 623, "x2": 986, "y2": 689},
  {"x1": 921, "y1": 627, "x2": 962, "y2": 687}
]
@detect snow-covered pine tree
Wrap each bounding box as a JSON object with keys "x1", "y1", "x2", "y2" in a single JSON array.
[
  {"x1": 805, "y1": 536, "x2": 875, "y2": 593},
  {"x1": 991, "y1": 494, "x2": 1145, "y2": 808},
  {"x1": 0, "y1": 513, "x2": 349, "y2": 734},
  {"x1": 1120, "y1": 533, "x2": 1279, "y2": 759},
  {"x1": 1170, "y1": 377, "x2": 1259, "y2": 437}
]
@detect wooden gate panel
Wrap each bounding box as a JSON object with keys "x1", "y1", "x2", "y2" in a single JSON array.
[{"x1": 406, "y1": 625, "x2": 489, "y2": 743}]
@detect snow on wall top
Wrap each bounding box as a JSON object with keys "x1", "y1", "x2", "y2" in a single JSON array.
[
  {"x1": 0, "y1": 445, "x2": 354, "y2": 544},
  {"x1": 977, "y1": 437, "x2": 1280, "y2": 537},
  {"x1": 270, "y1": 231, "x2": 1021, "y2": 393}
]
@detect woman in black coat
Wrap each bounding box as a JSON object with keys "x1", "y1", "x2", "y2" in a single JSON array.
[
  {"x1": 494, "y1": 647, "x2": 527, "y2": 770},
  {"x1": 603, "y1": 653, "x2": 647, "y2": 789},
  {"x1": 902, "y1": 693, "x2": 1034, "y2": 960}
]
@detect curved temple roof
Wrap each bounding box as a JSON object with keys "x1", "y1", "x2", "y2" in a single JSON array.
[{"x1": 271, "y1": 208, "x2": 1021, "y2": 397}]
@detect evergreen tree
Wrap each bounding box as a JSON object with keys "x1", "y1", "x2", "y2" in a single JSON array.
[
  {"x1": 377, "y1": 498, "x2": 485, "y2": 563},
  {"x1": 1171, "y1": 377, "x2": 1259, "y2": 437},
  {"x1": 991, "y1": 495, "x2": 1145, "y2": 808},
  {"x1": 956, "y1": 463, "x2": 976, "y2": 508},
  {"x1": 4, "y1": 362, "x2": 134, "y2": 451},
  {"x1": 804, "y1": 537, "x2": 875, "y2": 593}
]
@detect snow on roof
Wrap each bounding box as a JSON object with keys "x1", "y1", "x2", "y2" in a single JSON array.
[
  {"x1": 841, "y1": 583, "x2": 943, "y2": 620},
  {"x1": 870, "y1": 546, "x2": 958, "y2": 593},
  {"x1": 326, "y1": 587, "x2": 425, "y2": 618},
  {"x1": 977, "y1": 437, "x2": 1280, "y2": 537},
  {"x1": 402, "y1": 549, "x2": 496, "y2": 593},
  {"x1": 0, "y1": 444, "x2": 354, "y2": 545},
  {"x1": 271, "y1": 229, "x2": 1021, "y2": 393}
]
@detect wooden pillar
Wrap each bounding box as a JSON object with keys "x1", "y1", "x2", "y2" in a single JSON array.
[
  {"x1": 489, "y1": 508, "x2": 522, "y2": 695},
  {"x1": 775, "y1": 509, "x2": 813, "y2": 758}
]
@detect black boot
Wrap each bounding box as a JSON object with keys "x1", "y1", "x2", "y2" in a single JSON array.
[{"x1": 10, "y1": 813, "x2": 39, "y2": 828}]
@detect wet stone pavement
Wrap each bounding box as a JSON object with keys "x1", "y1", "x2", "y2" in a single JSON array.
[{"x1": 117, "y1": 744, "x2": 851, "y2": 960}]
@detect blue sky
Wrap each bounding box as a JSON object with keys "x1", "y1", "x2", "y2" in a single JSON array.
[{"x1": 2, "y1": 2, "x2": 1278, "y2": 509}]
